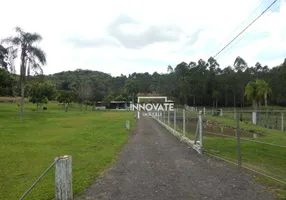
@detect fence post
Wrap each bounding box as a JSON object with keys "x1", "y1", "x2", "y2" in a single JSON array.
[
  {"x1": 174, "y1": 109, "x2": 176, "y2": 131},
  {"x1": 236, "y1": 112, "x2": 241, "y2": 167},
  {"x1": 220, "y1": 109, "x2": 223, "y2": 116},
  {"x1": 183, "y1": 109, "x2": 186, "y2": 136},
  {"x1": 203, "y1": 107, "x2": 206, "y2": 114},
  {"x1": 252, "y1": 111, "x2": 257, "y2": 125},
  {"x1": 125, "y1": 120, "x2": 130, "y2": 130},
  {"x1": 199, "y1": 111, "x2": 203, "y2": 151},
  {"x1": 55, "y1": 155, "x2": 73, "y2": 200},
  {"x1": 281, "y1": 113, "x2": 284, "y2": 132},
  {"x1": 168, "y1": 110, "x2": 170, "y2": 126},
  {"x1": 163, "y1": 111, "x2": 166, "y2": 124}
]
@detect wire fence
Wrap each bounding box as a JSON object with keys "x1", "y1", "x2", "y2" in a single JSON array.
[
  {"x1": 196, "y1": 108, "x2": 286, "y2": 184},
  {"x1": 152, "y1": 106, "x2": 286, "y2": 185},
  {"x1": 187, "y1": 106, "x2": 286, "y2": 132}
]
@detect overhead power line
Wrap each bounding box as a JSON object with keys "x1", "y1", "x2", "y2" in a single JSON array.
[
  {"x1": 213, "y1": 0, "x2": 279, "y2": 59},
  {"x1": 211, "y1": 0, "x2": 266, "y2": 56},
  {"x1": 216, "y1": 0, "x2": 284, "y2": 58},
  {"x1": 166, "y1": 0, "x2": 281, "y2": 94}
]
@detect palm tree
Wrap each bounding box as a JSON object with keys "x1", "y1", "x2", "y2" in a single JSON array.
[
  {"x1": 244, "y1": 80, "x2": 259, "y2": 110},
  {"x1": 256, "y1": 79, "x2": 272, "y2": 107},
  {"x1": 1, "y1": 27, "x2": 46, "y2": 122},
  {"x1": 244, "y1": 79, "x2": 272, "y2": 109}
]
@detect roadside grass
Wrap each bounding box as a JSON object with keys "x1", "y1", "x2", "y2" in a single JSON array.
[
  {"x1": 202, "y1": 114, "x2": 286, "y2": 199},
  {"x1": 0, "y1": 102, "x2": 134, "y2": 200}
]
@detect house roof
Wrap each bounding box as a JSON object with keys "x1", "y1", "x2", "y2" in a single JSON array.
[{"x1": 96, "y1": 101, "x2": 132, "y2": 103}]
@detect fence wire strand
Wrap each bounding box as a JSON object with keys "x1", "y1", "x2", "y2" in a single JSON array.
[{"x1": 19, "y1": 158, "x2": 60, "y2": 200}]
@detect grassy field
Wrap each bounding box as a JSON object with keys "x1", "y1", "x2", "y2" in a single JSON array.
[{"x1": 0, "y1": 102, "x2": 135, "y2": 200}]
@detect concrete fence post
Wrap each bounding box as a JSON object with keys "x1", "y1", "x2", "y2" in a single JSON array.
[
  {"x1": 174, "y1": 109, "x2": 176, "y2": 131},
  {"x1": 220, "y1": 109, "x2": 223, "y2": 116},
  {"x1": 199, "y1": 111, "x2": 203, "y2": 151},
  {"x1": 252, "y1": 111, "x2": 257, "y2": 125},
  {"x1": 236, "y1": 112, "x2": 241, "y2": 167},
  {"x1": 183, "y1": 109, "x2": 186, "y2": 136},
  {"x1": 281, "y1": 113, "x2": 284, "y2": 132},
  {"x1": 55, "y1": 155, "x2": 73, "y2": 200},
  {"x1": 203, "y1": 107, "x2": 206, "y2": 114},
  {"x1": 168, "y1": 110, "x2": 170, "y2": 126},
  {"x1": 126, "y1": 120, "x2": 130, "y2": 130}
]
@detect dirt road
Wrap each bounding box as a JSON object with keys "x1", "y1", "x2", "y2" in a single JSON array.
[{"x1": 78, "y1": 116, "x2": 274, "y2": 200}]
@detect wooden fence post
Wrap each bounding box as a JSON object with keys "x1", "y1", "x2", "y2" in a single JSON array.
[
  {"x1": 174, "y1": 109, "x2": 176, "y2": 131},
  {"x1": 55, "y1": 155, "x2": 73, "y2": 200},
  {"x1": 236, "y1": 112, "x2": 241, "y2": 167},
  {"x1": 282, "y1": 113, "x2": 284, "y2": 132},
  {"x1": 183, "y1": 109, "x2": 186, "y2": 136},
  {"x1": 168, "y1": 110, "x2": 170, "y2": 126},
  {"x1": 199, "y1": 111, "x2": 203, "y2": 151}
]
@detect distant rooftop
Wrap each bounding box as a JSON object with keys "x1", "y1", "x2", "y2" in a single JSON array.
[{"x1": 96, "y1": 101, "x2": 132, "y2": 103}]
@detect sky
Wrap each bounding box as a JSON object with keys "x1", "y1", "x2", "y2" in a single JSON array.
[{"x1": 1, "y1": 0, "x2": 286, "y2": 76}]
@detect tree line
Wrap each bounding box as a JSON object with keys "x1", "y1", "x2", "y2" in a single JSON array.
[{"x1": 1, "y1": 27, "x2": 286, "y2": 117}]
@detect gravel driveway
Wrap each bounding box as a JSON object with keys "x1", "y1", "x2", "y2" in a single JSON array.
[{"x1": 77, "y1": 116, "x2": 274, "y2": 200}]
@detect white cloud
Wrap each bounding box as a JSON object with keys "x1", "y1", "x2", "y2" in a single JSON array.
[{"x1": 1, "y1": 0, "x2": 285, "y2": 76}]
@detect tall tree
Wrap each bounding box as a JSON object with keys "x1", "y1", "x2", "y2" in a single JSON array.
[
  {"x1": 234, "y1": 56, "x2": 247, "y2": 72},
  {"x1": 125, "y1": 78, "x2": 139, "y2": 103},
  {"x1": 0, "y1": 45, "x2": 8, "y2": 70},
  {"x1": 76, "y1": 80, "x2": 93, "y2": 111},
  {"x1": 256, "y1": 79, "x2": 272, "y2": 107},
  {"x1": 1, "y1": 27, "x2": 46, "y2": 122}
]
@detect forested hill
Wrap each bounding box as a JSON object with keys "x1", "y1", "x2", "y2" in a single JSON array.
[
  {"x1": 48, "y1": 69, "x2": 112, "y2": 90},
  {"x1": 1, "y1": 57, "x2": 286, "y2": 107}
]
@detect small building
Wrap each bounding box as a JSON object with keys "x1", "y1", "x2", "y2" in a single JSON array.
[
  {"x1": 95, "y1": 101, "x2": 132, "y2": 110},
  {"x1": 108, "y1": 101, "x2": 132, "y2": 110},
  {"x1": 94, "y1": 101, "x2": 106, "y2": 110}
]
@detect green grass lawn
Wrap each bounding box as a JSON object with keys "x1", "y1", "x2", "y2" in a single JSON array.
[{"x1": 0, "y1": 102, "x2": 135, "y2": 200}]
